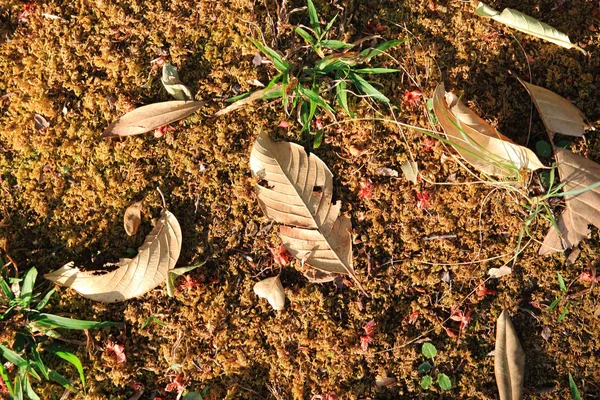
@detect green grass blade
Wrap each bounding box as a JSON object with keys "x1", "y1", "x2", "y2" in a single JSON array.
[
  {"x1": 14, "y1": 374, "x2": 24, "y2": 400},
  {"x1": 295, "y1": 27, "x2": 316, "y2": 45},
  {"x1": 323, "y1": 14, "x2": 339, "y2": 35},
  {"x1": 0, "y1": 361, "x2": 14, "y2": 394},
  {"x1": 348, "y1": 72, "x2": 389, "y2": 103},
  {"x1": 547, "y1": 297, "x2": 560, "y2": 311},
  {"x1": 51, "y1": 349, "x2": 86, "y2": 393},
  {"x1": 21, "y1": 267, "x2": 37, "y2": 308},
  {"x1": 0, "y1": 274, "x2": 14, "y2": 301},
  {"x1": 334, "y1": 70, "x2": 352, "y2": 117},
  {"x1": 35, "y1": 289, "x2": 55, "y2": 311},
  {"x1": 141, "y1": 316, "x2": 167, "y2": 330},
  {"x1": 306, "y1": 0, "x2": 321, "y2": 36},
  {"x1": 0, "y1": 344, "x2": 28, "y2": 369},
  {"x1": 558, "y1": 303, "x2": 569, "y2": 322},
  {"x1": 359, "y1": 38, "x2": 405, "y2": 61},
  {"x1": 557, "y1": 272, "x2": 567, "y2": 292},
  {"x1": 30, "y1": 347, "x2": 49, "y2": 380},
  {"x1": 297, "y1": 85, "x2": 335, "y2": 114},
  {"x1": 30, "y1": 313, "x2": 122, "y2": 330},
  {"x1": 555, "y1": 180, "x2": 600, "y2": 197},
  {"x1": 568, "y1": 373, "x2": 582, "y2": 400},
  {"x1": 320, "y1": 40, "x2": 353, "y2": 49},
  {"x1": 24, "y1": 376, "x2": 40, "y2": 400},
  {"x1": 48, "y1": 370, "x2": 81, "y2": 396},
  {"x1": 246, "y1": 37, "x2": 290, "y2": 72},
  {"x1": 353, "y1": 67, "x2": 399, "y2": 74},
  {"x1": 225, "y1": 91, "x2": 252, "y2": 103}
]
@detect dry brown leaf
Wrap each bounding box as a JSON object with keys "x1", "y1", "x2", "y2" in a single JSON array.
[
  {"x1": 488, "y1": 266, "x2": 512, "y2": 278},
  {"x1": 124, "y1": 201, "x2": 143, "y2": 236},
  {"x1": 517, "y1": 78, "x2": 591, "y2": 138},
  {"x1": 539, "y1": 148, "x2": 600, "y2": 255},
  {"x1": 103, "y1": 101, "x2": 204, "y2": 137},
  {"x1": 253, "y1": 276, "x2": 285, "y2": 310},
  {"x1": 433, "y1": 83, "x2": 544, "y2": 178},
  {"x1": 250, "y1": 131, "x2": 363, "y2": 290},
  {"x1": 44, "y1": 210, "x2": 182, "y2": 302},
  {"x1": 214, "y1": 84, "x2": 282, "y2": 117},
  {"x1": 495, "y1": 310, "x2": 525, "y2": 400},
  {"x1": 34, "y1": 113, "x2": 50, "y2": 130}
]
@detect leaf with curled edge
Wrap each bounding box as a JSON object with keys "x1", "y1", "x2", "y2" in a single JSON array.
[
  {"x1": 253, "y1": 276, "x2": 285, "y2": 310},
  {"x1": 44, "y1": 210, "x2": 182, "y2": 303},
  {"x1": 476, "y1": 2, "x2": 586, "y2": 54},
  {"x1": 433, "y1": 83, "x2": 544, "y2": 178},
  {"x1": 495, "y1": 310, "x2": 525, "y2": 400},
  {"x1": 517, "y1": 78, "x2": 591, "y2": 139},
  {"x1": 250, "y1": 131, "x2": 364, "y2": 291},
  {"x1": 539, "y1": 148, "x2": 600, "y2": 255},
  {"x1": 103, "y1": 101, "x2": 204, "y2": 137},
  {"x1": 161, "y1": 63, "x2": 193, "y2": 101}
]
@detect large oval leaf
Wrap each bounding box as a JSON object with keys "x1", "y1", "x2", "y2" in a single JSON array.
[
  {"x1": 250, "y1": 131, "x2": 362, "y2": 290},
  {"x1": 103, "y1": 101, "x2": 204, "y2": 137},
  {"x1": 44, "y1": 210, "x2": 182, "y2": 303},
  {"x1": 495, "y1": 310, "x2": 525, "y2": 400},
  {"x1": 433, "y1": 83, "x2": 544, "y2": 178}
]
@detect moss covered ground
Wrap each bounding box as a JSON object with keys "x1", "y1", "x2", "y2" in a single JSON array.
[{"x1": 1, "y1": 0, "x2": 599, "y2": 398}]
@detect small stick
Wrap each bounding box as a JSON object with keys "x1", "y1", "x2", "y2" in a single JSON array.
[{"x1": 423, "y1": 234, "x2": 457, "y2": 241}]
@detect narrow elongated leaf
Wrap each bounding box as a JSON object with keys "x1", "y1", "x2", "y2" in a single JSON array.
[
  {"x1": 476, "y1": 2, "x2": 586, "y2": 54},
  {"x1": 517, "y1": 78, "x2": 591, "y2": 138},
  {"x1": 320, "y1": 40, "x2": 353, "y2": 49},
  {"x1": 214, "y1": 84, "x2": 284, "y2": 117},
  {"x1": 433, "y1": 83, "x2": 544, "y2": 178},
  {"x1": 0, "y1": 362, "x2": 13, "y2": 394},
  {"x1": 50, "y1": 349, "x2": 86, "y2": 392},
  {"x1": 307, "y1": 0, "x2": 320, "y2": 36},
  {"x1": 253, "y1": 276, "x2": 285, "y2": 310},
  {"x1": 103, "y1": 101, "x2": 204, "y2": 137},
  {"x1": 358, "y1": 39, "x2": 405, "y2": 62},
  {"x1": 348, "y1": 72, "x2": 389, "y2": 104},
  {"x1": 161, "y1": 63, "x2": 193, "y2": 101},
  {"x1": 29, "y1": 313, "x2": 121, "y2": 330},
  {"x1": 335, "y1": 70, "x2": 352, "y2": 116},
  {"x1": 44, "y1": 210, "x2": 182, "y2": 303},
  {"x1": 0, "y1": 344, "x2": 28, "y2": 369},
  {"x1": 495, "y1": 311, "x2": 525, "y2": 400},
  {"x1": 247, "y1": 37, "x2": 291, "y2": 72},
  {"x1": 295, "y1": 27, "x2": 316, "y2": 45},
  {"x1": 124, "y1": 201, "x2": 143, "y2": 236},
  {"x1": 250, "y1": 132, "x2": 363, "y2": 290},
  {"x1": 569, "y1": 373, "x2": 582, "y2": 400},
  {"x1": 539, "y1": 148, "x2": 600, "y2": 254}
]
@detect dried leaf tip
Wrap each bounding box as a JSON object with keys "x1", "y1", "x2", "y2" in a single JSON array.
[
  {"x1": 495, "y1": 311, "x2": 525, "y2": 400},
  {"x1": 124, "y1": 201, "x2": 143, "y2": 236}
]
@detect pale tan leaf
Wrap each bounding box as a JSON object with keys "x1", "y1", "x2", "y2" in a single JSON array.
[
  {"x1": 375, "y1": 376, "x2": 397, "y2": 388},
  {"x1": 517, "y1": 78, "x2": 591, "y2": 138},
  {"x1": 400, "y1": 161, "x2": 418, "y2": 184},
  {"x1": 302, "y1": 267, "x2": 337, "y2": 283},
  {"x1": 44, "y1": 210, "x2": 182, "y2": 303},
  {"x1": 161, "y1": 63, "x2": 193, "y2": 101},
  {"x1": 253, "y1": 276, "x2": 285, "y2": 310},
  {"x1": 103, "y1": 101, "x2": 204, "y2": 137},
  {"x1": 488, "y1": 266, "x2": 512, "y2": 278},
  {"x1": 250, "y1": 132, "x2": 363, "y2": 290},
  {"x1": 476, "y1": 2, "x2": 586, "y2": 54},
  {"x1": 124, "y1": 201, "x2": 143, "y2": 236},
  {"x1": 539, "y1": 148, "x2": 600, "y2": 255},
  {"x1": 433, "y1": 83, "x2": 544, "y2": 178},
  {"x1": 495, "y1": 310, "x2": 525, "y2": 400},
  {"x1": 214, "y1": 85, "x2": 282, "y2": 117}
]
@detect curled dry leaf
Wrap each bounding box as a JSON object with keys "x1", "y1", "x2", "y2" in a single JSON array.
[
  {"x1": 124, "y1": 201, "x2": 143, "y2": 236},
  {"x1": 44, "y1": 210, "x2": 182, "y2": 302},
  {"x1": 433, "y1": 83, "x2": 544, "y2": 178},
  {"x1": 253, "y1": 276, "x2": 285, "y2": 310},
  {"x1": 517, "y1": 78, "x2": 591, "y2": 139},
  {"x1": 103, "y1": 101, "x2": 204, "y2": 137},
  {"x1": 161, "y1": 63, "x2": 193, "y2": 101},
  {"x1": 495, "y1": 310, "x2": 525, "y2": 400},
  {"x1": 539, "y1": 148, "x2": 600, "y2": 255},
  {"x1": 375, "y1": 375, "x2": 397, "y2": 388},
  {"x1": 34, "y1": 113, "x2": 50, "y2": 130},
  {"x1": 250, "y1": 131, "x2": 363, "y2": 290},
  {"x1": 476, "y1": 2, "x2": 586, "y2": 54},
  {"x1": 375, "y1": 167, "x2": 398, "y2": 177}
]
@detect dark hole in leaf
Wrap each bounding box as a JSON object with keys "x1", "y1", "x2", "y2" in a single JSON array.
[
  {"x1": 257, "y1": 179, "x2": 273, "y2": 189},
  {"x1": 312, "y1": 186, "x2": 323, "y2": 194}
]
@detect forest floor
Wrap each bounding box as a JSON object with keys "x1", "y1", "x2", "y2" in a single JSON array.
[{"x1": 1, "y1": 0, "x2": 599, "y2": 399}]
